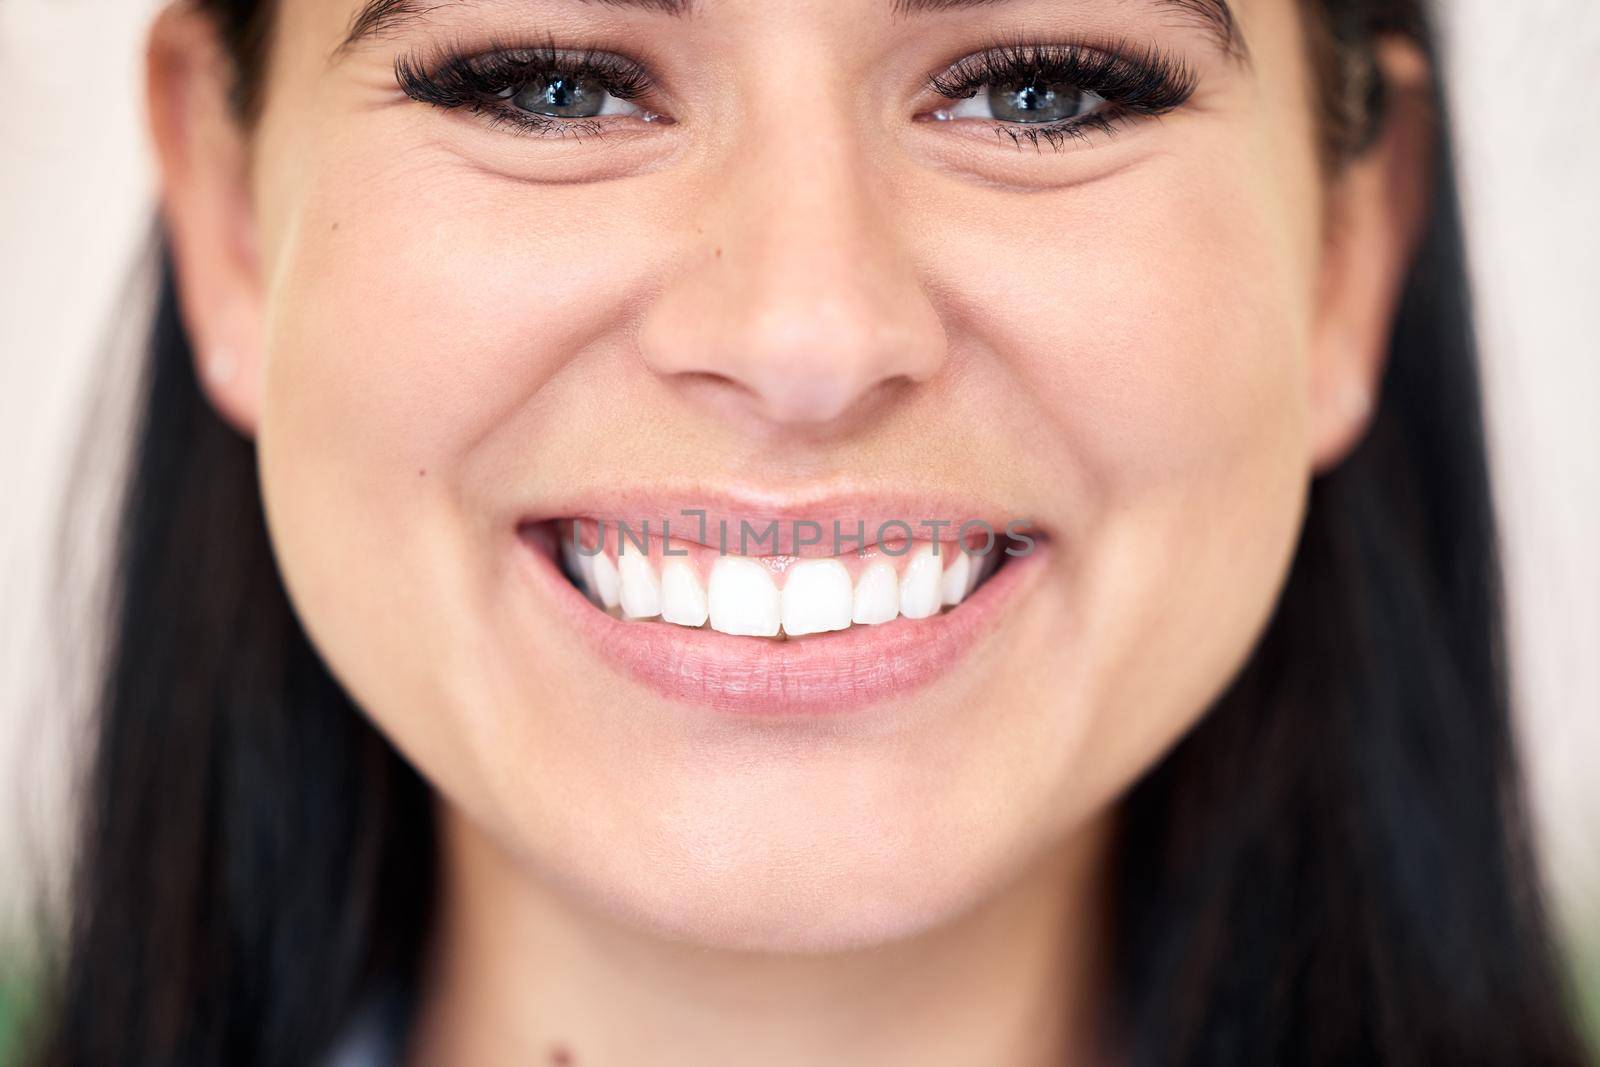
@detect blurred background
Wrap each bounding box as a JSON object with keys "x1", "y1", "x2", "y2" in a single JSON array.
[{"x1": 2, "y1": 0, "x2": 1597, "y2": 1055}]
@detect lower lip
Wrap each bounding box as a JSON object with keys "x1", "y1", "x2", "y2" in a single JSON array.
[{"x1": 515, "y1": 532, "x2": 1044, "y2": 717}]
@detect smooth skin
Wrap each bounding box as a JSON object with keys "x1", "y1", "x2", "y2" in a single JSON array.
[{"x1": 147, "y1": 0, "x2": 1431, "y2": 1063}]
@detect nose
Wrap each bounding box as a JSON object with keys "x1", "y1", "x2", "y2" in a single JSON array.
[{"x1": 636, "y1": 117, "x2": 947, "y2": 433}]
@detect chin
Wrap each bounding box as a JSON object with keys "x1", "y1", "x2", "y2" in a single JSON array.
[{"x1": 577, "y1": 832, "x2": 1015, "y2": 955}]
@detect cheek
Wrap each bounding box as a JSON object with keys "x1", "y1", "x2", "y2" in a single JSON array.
[
  {"x1": 964, "y1": 169, "x2": 1315, "y2": 485},
  {"x1": 253, "y1": 156, "x2": 666, "y2": 790},
  {"x1": 257, "y1": 147, "x2": 679, "y2": 606},
  {"x1": 262, "y1": 163, "x2": 662, "y2": 474},
  {"x1": 916, "y1": 149, "x2": 1318, "y2": 814}
]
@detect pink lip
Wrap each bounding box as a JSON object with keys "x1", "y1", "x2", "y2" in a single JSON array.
[
  {"x1": 513, "y1": 520, "x2": 1045, "y2": 718},
  {"x1": 511, "y1": 486, "x2": 1037, "y2": 556}
]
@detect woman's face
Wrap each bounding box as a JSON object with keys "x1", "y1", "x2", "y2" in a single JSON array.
[{"x1": 155, "y1": 0, "x2": 1416, "y2": 949}]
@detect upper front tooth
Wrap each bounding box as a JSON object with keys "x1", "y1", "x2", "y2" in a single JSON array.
[
  {"x1": 898, "y1": 543, "x2": 943, "y2": 620},
  {"x1": 618, "y1": 553, "x2": 661, "y2": 619},
  {"x1": 852, "y1": 561, "x2": 899, "y2": 625},
  {"x1": 660, "y1": 558, "x2": 709, "y2": 627},
  {"x1": 707, "y1": 557, "x2": 781, "y2": 637},
  {"x1": 940, "y1": 551, "x2": 972, "y2": 606},
  {"x1": 589, "y1": 551, "x2": 622, "y2": 611},
  {"x1": 781, "y1": 559, "x2": 853, "y2": 637}
]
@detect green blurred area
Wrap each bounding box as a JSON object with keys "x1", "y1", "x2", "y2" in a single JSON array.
[
  {"x1": 0, "y1": 964, "x2": 36, "y2": 1067},
  {"x1": 1579, "y1": 930, "x2": 1600, "y2": 1059}
]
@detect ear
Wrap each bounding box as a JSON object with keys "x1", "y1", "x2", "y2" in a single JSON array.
[
  {"x1": 146, "y1": 3, "x2": 264, "y2": 437},
  {"x1": 1308, "y1": 37, "x2": 1435, "y2": 474}
]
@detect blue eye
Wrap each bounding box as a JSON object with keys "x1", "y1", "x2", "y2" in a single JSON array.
[
  {"x1": 923, "y1": 41, "x2": 1197, "y2": 145},
  {"x1": 499, "y1": 75, "x2": 641, "y2": 121},
  {"x1": 937, "y1": 81, "x2": 1107, "y2": 125},
  {"x1": 397, "y1": 44, "x2": 667, "y2": 137}
]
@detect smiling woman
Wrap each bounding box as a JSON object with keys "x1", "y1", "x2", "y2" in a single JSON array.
[{"x1": 25, "y1": 0, "x2": 1595, "y2": 1065}]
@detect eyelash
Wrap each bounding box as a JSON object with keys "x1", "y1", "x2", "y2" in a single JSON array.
[
  {"x1": 394, "y1": 35, "x2": 1198, "y2": 150},
  {"x1": 924, "y1": 38, "x2": 1198, "y2": 150},
  {"x1": 395, "y1": 40, "x2": 658, "y2": 139}
]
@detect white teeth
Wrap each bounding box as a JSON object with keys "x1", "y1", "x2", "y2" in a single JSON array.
[
  {"x1": 561, "y1": 534, "x2": 997, "y2": 635},
  {"x1": 618, "y1": 553, "x2": 661, "y2": 619},
  {"x1": 851, "y1": 561, "x2": 900, "y2": 625},
  {"x1": 941, "y1": 551, "x2": 972, "y2": 607},
  {"x1": 660, "y1": 558, "x2": 709, "y2": 627},
  {"x1": 707, "y1": 557, "x2": 782, "y2": 637},
  {"x1": 589, "y1": 550, "x2": 622, "y2": 611},
  {"x1": 898, "y1": 543, "x2": 944, "y2": 620},
  {"x1": 781, "y1": 559, "x2": 853, "y2": 637}
]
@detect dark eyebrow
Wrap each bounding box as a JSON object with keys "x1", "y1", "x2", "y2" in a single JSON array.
[
  {"x1": 892, "y1": 0, "x2": 1245, "y2": 59},
  {"x1": 339, "y1": 0, "x2": 1245, "y2": 61},
  {"x1": 339, "y1": 0, "x2": 692, "y2": 54}
]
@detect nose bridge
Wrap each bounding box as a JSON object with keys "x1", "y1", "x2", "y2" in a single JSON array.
[
  {"x1": 636, "y1": 104, "x2": 946, "y2": 430},
  {"x1": 727, "y1": 120, "x2": 907, "y2": 345},
  {"x1": 733, "y1": 109, "x2": 885, "y2": 283}
]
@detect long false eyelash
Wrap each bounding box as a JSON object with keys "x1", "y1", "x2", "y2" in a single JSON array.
[
  {"x1": 395, "y1": 35, "x2": 1195, "y2": 148},
  {"x1": 927, "y1": 38, "x2": 1199, "y2": 150},
  {"x1": 394, "y1": 36, "x2": 656, "y2": 137}
]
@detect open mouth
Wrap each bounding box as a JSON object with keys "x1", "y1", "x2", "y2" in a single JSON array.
[
  {"x1": 527, "y1": 518, "x2": 1011, "y2": 639},
  {"x1": 513, "y1": 511, "x2": 1042, "y2": 717}
]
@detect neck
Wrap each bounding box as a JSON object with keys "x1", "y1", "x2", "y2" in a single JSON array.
[{"x1": 407, "y1": 804, "x2": 1114, "y2": 1067}]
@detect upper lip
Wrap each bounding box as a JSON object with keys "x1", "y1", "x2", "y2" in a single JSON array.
[{"x1": 516, "y1": 484, "x2": 1038, "y2": 555}]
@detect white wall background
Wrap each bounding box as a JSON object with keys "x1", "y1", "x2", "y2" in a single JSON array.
[{"x1": 2, "y1": 0, "x2": 1597, "y2": 964}]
